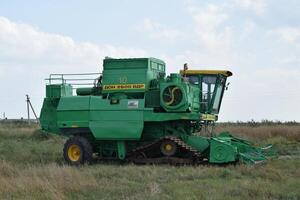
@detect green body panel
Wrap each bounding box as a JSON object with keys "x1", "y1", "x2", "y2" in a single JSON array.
[
  {"x1": 89, "y1": 97, "x2": 144, "y2": 140},
  {"x1": 40, "y1": 57, "x2": 275, "y2": 164},
  {"x1": 40, "y1": 84, "x2": 73, "y2": 133},
  {"x1": 46, "y1": 84, "x2": 72, "y2": 98},
  {"x1": 39, "y1": 98, "x2": 60, "y2": 133},
  {"x1": 57, "y1": 96, "x2": 90, "y2": 128}
]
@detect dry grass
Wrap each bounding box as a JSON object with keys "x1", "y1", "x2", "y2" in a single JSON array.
[
  {"x1": 0, "y1": 122, "x2": 299, "y2": 200},
  {"x1": 0, "y1": 161, "x2": 98, "y2": 199},
  {"x1": 215, "y1": 124, "x2": 300, "y2": 141},
  {"x1": 0, "y1": 160, "x2": 299, "y2": 200}
]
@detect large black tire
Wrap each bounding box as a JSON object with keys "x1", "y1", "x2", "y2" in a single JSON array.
[{"x1": 63, "y1": 136, "x2": 93, "y2": 165}]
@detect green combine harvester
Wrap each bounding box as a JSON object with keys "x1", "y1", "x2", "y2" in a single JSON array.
[{"x1": 40, "y1": 57, "x2": 273, "y2": 165}]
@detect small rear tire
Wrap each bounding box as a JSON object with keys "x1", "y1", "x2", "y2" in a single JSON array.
[{"x1": 63, "y1": 136, "x2": 93, "y2": 165}]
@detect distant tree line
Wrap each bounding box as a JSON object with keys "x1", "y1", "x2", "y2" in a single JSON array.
[{"x1": 217, "y1": 119, "x2": 299, "y2": 127}]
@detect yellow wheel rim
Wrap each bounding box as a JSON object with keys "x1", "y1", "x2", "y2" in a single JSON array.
[
  {"x1": 67, "y1": 144, "x2": 81, "y2": 162},
  {"x1": 164, "y1": 144, "x2": 173, "y2": 152}
]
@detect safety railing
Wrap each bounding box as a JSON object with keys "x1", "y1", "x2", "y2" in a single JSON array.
[{"x1": 46, "y1": 73, "x2": 102, "y2": 89}]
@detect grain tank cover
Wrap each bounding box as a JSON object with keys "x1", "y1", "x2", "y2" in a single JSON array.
[{"x1": 102, "y1": 58, "x2": 165, "y2": 93}]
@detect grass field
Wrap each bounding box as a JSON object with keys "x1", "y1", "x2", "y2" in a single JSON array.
[{"x1": 0, "y1": 122, "x2": 299, "y2": 200}]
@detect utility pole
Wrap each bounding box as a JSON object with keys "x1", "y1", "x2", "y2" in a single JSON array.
[
  {"x1": 26, "y1": 95, "x2": 30, "y2": 124},
  {"x1": 26, "y1": 95, "x2": 39, "y2": 124}
]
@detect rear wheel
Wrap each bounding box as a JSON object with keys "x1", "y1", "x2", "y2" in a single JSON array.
[{"x1": 63, "y1": 136, "x2": 93, "y2": 165}]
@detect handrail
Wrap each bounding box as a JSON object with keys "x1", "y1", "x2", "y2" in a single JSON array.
[
  {"x1": 46, "y1": 72, "x2": 102, "y2": 89},
  {"x1": 50, "y1": 72, "x2": 100, "y2": 76}
]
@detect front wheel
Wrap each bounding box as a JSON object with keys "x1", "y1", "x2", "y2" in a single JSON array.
[{"x1": 63, "y1": 136, "x2": 93, "y2": 165}]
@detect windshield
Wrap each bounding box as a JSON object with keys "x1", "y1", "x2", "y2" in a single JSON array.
[
  {"x1": 199, "y1": 75, "x2": 226, "y2": 114},
  {"x1": 185, "y1": 74, "x2": 227, "y2": 114}
]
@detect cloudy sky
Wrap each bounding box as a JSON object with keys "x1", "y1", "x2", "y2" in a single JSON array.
[{"x1": 0, "y1": 0, "x2": 299, "y2": 121}]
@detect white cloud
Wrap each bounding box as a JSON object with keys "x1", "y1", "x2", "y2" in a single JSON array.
[
  {"x1": 189, "y1": 4, "x2": 233, "y2": 52},
  {"x1": 138, "y1": 18, "x2": 182, "y2": 41},
  {"x1": 271, "y1": 27, "x2": 300, "y2": 44},
  {"x1": 232, "y1": 0, "x2": 268, "y2": 14},
  {"x1": 0, "y1": 16, "x2": 147, "y2": 118},
  {"x1": 221, "y1": 67, "x2": 300, "y2": 121},
  {"x1": 243, "y1": 20, "x2": 256, "y2": 34},
  {"x1": 0, "y1": 16, "x2": 146, "y2": 68}
]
